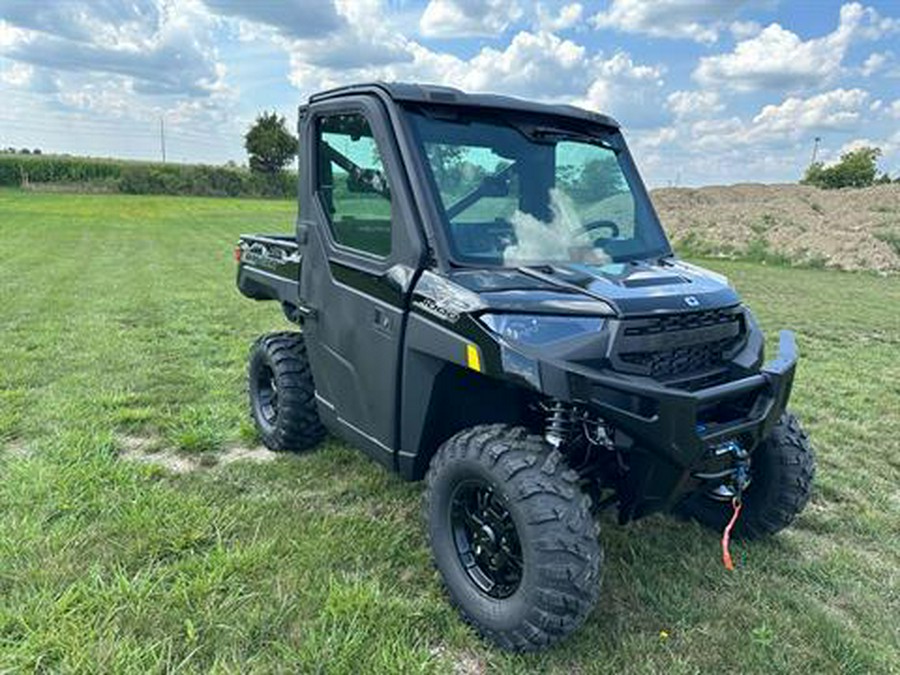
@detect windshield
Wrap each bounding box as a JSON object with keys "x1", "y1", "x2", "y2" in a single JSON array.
[{"x1": 405, "y1": 107, "x2": 671, "y2": 266}]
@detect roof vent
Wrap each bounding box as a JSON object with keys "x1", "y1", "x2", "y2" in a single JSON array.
[{"x1": 427, "y1": 90, "x2": 457, "y2": 103}]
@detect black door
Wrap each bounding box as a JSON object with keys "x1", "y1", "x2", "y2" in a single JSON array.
[{"x1": 298, "y1": 97, "x2": 421, "y2": 468}]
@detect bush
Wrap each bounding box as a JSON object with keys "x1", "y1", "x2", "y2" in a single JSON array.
[
  {"x1": 802, "y1": 146, "x2": 886, "y2": 189},
  {"x1": 0, "y1": 154, "x2": 123, "y2": 186},
  {"x1": 118, "y1": 164, "x2": 295, "y2": 198},
  {"x1": 0, "y1": 154, "x2": 296, "y2": 199}
]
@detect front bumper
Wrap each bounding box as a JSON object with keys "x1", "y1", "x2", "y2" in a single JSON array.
[{"x1": 543, "y1": 330, "x2": 798, "y2": 518}]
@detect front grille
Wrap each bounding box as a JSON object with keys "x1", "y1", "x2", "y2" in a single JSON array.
[
  {"x1": 614, "y1": 307, "x2": 745, "y2": 379},
  {"x1": 622, "y1": 307, "x2": 741, "y2": 337}
]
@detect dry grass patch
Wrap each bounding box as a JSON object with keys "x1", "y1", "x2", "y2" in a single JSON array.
[
  {"x1": 118, "y1": 434, "x2": 276, "y2": 474},
  {"x1": 2, "y1": 439, "x2": 31, "y2": 459}
]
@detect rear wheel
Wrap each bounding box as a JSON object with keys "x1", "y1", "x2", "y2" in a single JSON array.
[
  {"x1": 424, "y1": 425, "x2": 602, "y2": 652},
  {"x1": 679, "y1": 411, "x2": 815, "y2": 539},
  {"x1": 248, "y1": 332, "x2": 325, "y2": 452}
]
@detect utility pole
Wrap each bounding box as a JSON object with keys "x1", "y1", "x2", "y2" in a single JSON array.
[
  {"x1": 159, "y1": 115, "x2": 167, "y2": 163},
  {"x1": 810, "y1": 136, "x2": 821, "y2": 166}
]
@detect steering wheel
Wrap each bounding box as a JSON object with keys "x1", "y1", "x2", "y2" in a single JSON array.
[
  {"x1": 582, "y1": 219, "x2": 620, "y2": 239},
  {"x1": 572, "y1": 220, "x2": 620, "y2": 248}
]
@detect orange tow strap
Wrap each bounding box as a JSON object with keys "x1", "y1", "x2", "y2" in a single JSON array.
[{"x1": 721, "y1": 498, "x2": 742, "y2": 571}]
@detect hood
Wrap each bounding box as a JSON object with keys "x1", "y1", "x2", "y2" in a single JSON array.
[{"x1": 449, "y1": 258, "x2": 740, "y2": 317}]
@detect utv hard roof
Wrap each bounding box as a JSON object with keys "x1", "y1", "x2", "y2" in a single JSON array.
[{"x1": 307, "y1": 81, "x2": 620, "y2": 129}]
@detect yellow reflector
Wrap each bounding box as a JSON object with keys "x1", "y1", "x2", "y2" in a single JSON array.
[{"x1": 466, "y1": 344, "x2": 482, "y2": 372}]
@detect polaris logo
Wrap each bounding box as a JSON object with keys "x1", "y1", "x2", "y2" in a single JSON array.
[{"x1": 684, "y1": 296, "x2": 700, "y2": 308}]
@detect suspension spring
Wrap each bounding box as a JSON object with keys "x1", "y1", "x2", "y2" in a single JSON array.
[{"x1": 544, "y1": 400, "x2": 576, "y2": 448}]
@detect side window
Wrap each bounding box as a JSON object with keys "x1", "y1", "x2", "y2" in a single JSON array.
[{"x1": 316, "y1": 113, "x2": 392, "y2": 257}]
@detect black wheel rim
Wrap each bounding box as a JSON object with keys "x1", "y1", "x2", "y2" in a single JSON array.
[
  {"x1": 450, "y1": 479, "x2": 523, "y2": 599},
  {"x1": 254, "y1": 363, "x2": 278, "y2": 427}
]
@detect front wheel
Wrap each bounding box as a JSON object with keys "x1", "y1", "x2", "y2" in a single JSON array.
[
  {"x1": 679, "y1": 411, "x2": 816, "y2": 539},
  {"x1": 424, "y1": 425, "x2": 602, "y2": 652}
]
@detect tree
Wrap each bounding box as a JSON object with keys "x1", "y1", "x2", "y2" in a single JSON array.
[
  {"x1": 244, "y1": 111, "x2": 298, "y2": 174},
  {"x1": 801, "y1": 146, "x2": 884, "y2": 189},
  {"x1": 425, "y1": 143, "x2": 466, "y2": 193},
  {"x1": 564, "y1": 156, "x2": 625, "y2": 203}
]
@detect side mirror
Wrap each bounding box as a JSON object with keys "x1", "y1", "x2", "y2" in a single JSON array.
[{"x1": 481, "y1": 173, "x2": 510, "y2": 197}]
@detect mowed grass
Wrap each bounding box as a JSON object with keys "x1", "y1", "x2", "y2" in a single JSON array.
[{"x1": 1, "y1": 189, "x2": 898, "y2": 673}]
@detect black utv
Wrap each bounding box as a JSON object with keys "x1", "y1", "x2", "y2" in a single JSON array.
[{"x1": 235, "y1": 82, "x2": 815, "y2": 652}]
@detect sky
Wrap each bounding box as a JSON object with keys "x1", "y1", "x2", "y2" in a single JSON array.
[{"x1": 1, "y1": 0, "x2": 899, "y2": 187}]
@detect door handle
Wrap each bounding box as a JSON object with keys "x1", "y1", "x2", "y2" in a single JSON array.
[
  {"x1": 297, "y1": 303, "x2": 318, "y2": 320},
  {"x1": 296, "y1": 219, "x2": 315, "y2": 245},
  {"x1": 373, "y1": 306, "x2": 391, "y2": 333}
]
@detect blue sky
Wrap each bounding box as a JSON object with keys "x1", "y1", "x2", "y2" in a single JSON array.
[{"x1": 1, "y1": 0, "x2": 898, "y2": 186}]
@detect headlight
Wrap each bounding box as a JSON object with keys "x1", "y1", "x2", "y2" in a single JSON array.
[{"x1": 479, "y1": 313, "x2": 606, "y2": 347}]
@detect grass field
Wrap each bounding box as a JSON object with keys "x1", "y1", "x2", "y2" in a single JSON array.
[{"x1": 1, "y1": 189, "x2": 899, "y2": 673}]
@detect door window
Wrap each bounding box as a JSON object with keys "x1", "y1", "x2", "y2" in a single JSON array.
[{"x1": 316, "y1": 113, "x2": 393, "y2": 257}]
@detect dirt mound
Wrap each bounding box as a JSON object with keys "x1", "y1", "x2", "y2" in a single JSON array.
[{"x1": 650, "y1": 183, "x2": 900, "y2": 273}]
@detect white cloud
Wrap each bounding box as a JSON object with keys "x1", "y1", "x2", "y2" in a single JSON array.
[
  {"x1": 0, "y1": 0, "x2": 243, "y2": 163},
  {"x1": 634, "y1": 126, "x2": 677, "y2": 149},
  {"x1": 577, "y1": 52, "x2": 666, "y2": 126},
  {"x1": 0, "y1": 60, "x2": 59, "y2": 92},
  {"x1": 200, "y1": 0, "x2": 344, "y2": 39},
  {"x1": 0, "y1": 0, "x2": 224, "y2": 97},
  {"x1": 458, "y1": 30, "x2": 592, "y2": 97},
  {"x1": 673, "y1": 89, "x2": 870, "y2": 155},
  {"x1": 535, "y1": 3, "x2": 583, "y2": 32},
  {"x1": 0, "y1": 20, "x2": 26, "y2": 48},
  {"x1": 889, "y1": 100, "x2": 900, "y2": 119},
  {"x1": 667, "y1": 90, "x2": 724, "y2": 119},
  {"x1": 419, "y1": 0, "x2": 522, "y2": 38},
  {"x1": 233, "y1": 0, "x2": 412, "y2": 78},
  {"x1": 751, "y1": 88, "x2": 870, "y2": 134},
  {"x1": 0, "y1": 0, "x2": 161, "y2": 45},
  {"x1": 729, "y1": 20, "x2": 761, "y2": 39},
  {"x1": 861, "y1": 50, "x2": 893, "y2": 76},
  {"x1": 695, "y1": 3, "x2": 900, "y2": 91},
  {"x1": 629, "y1": 86, "x2": 882, "y2": 186},
  {"x1": 0, "y1": 60, "x2": 31, "y2": 86},
  {"x1": 284, "y1": 19, "x2": 666, "y2": 127},
  {"x1": 591, "y1": 0, "x2": 764, "y2": 44}
]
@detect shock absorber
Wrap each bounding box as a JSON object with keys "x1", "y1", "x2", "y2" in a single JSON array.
[{"x1": 544, "y1": 400, "x2": 576, "y2": 448}]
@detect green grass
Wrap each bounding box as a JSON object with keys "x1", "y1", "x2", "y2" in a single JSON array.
[{"x1": 1, "y1": 189, "x2": 899, "y2": 673}]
